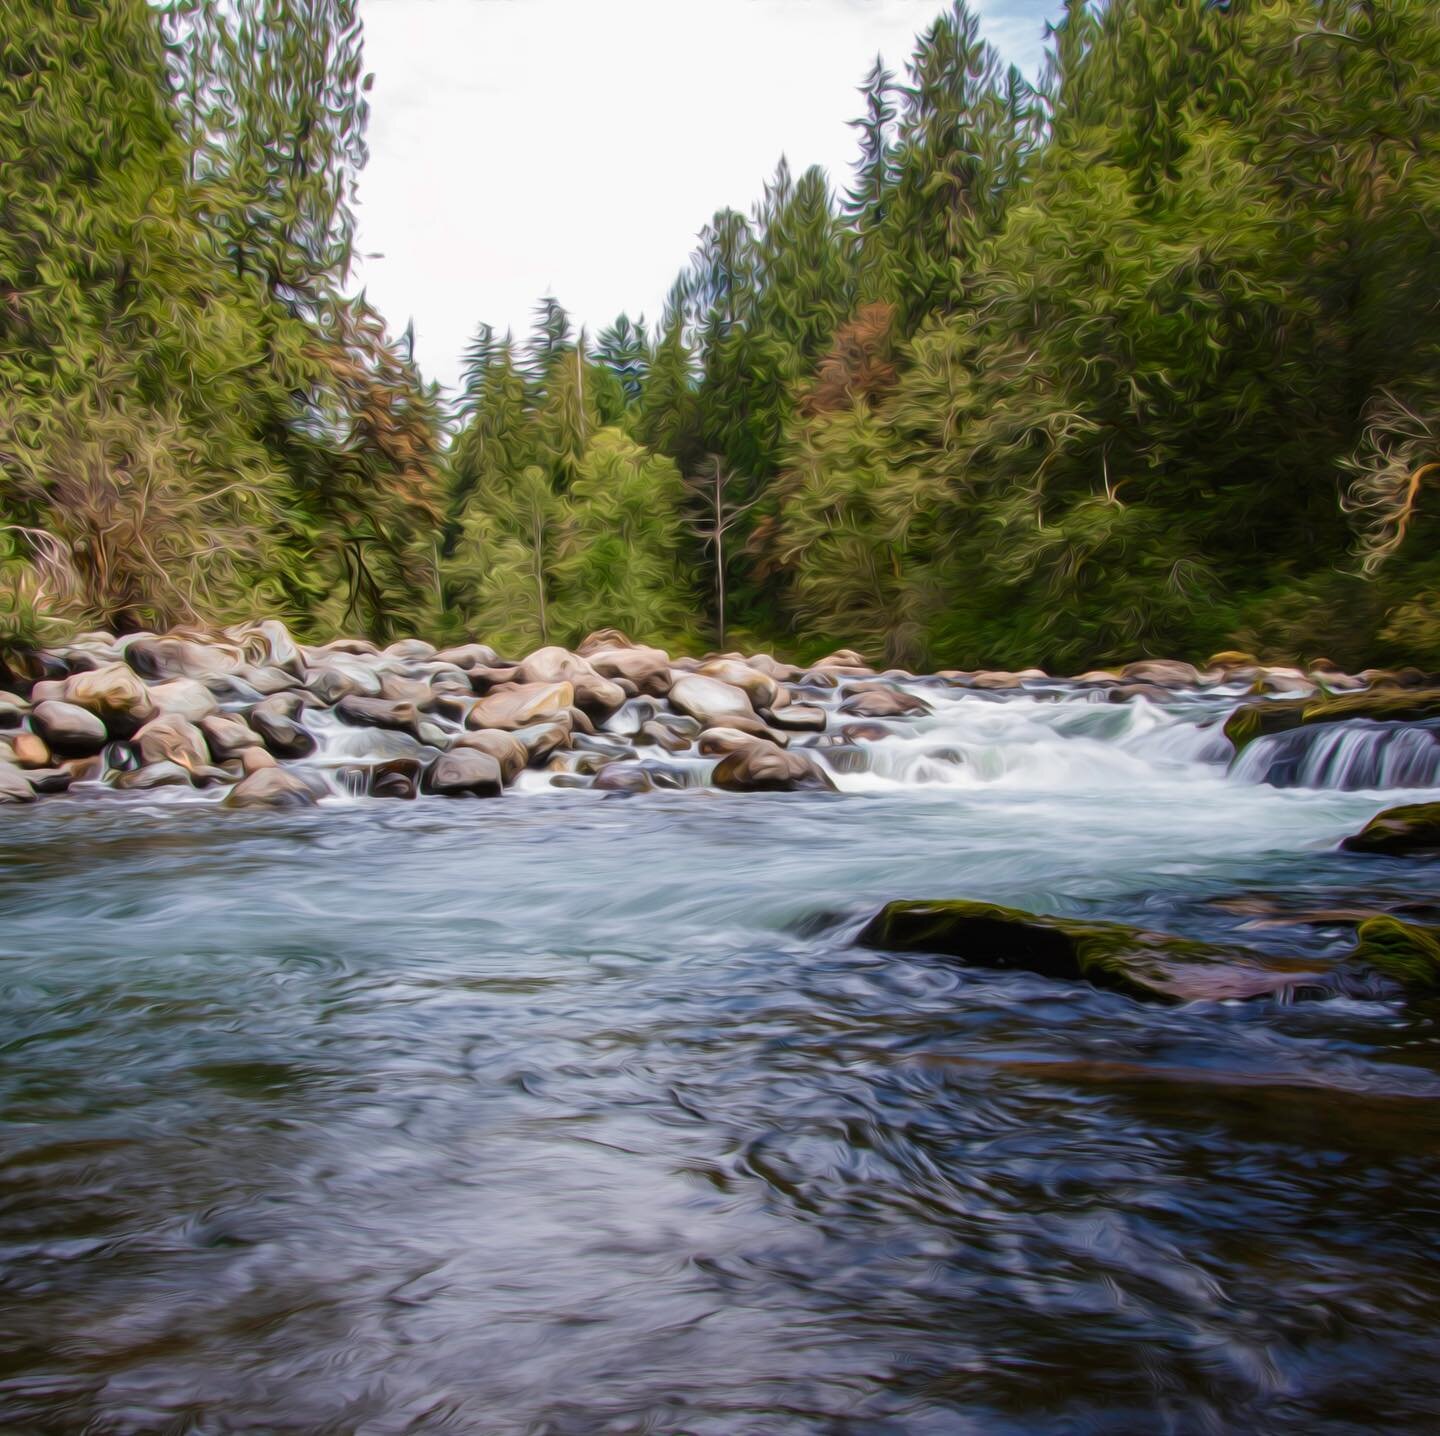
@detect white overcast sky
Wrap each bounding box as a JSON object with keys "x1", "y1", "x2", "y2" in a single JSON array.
[{"x1": 353, "y1": 0, "x2": 1059, "y2": 391}]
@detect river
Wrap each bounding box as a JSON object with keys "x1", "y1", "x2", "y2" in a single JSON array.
[{"x1": 2, "y1": 683, "x2": 1439, "y2": 1432}]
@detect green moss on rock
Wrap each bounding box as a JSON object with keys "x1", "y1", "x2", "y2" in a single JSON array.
[
  {"x1": 856, "y1": 899, "x2": 1322, "y2": 1004},
  {"x1": 1224, "y1": 689, "x2": 1440, "y2": 753},
  {"x1": 1352, "y1": 917, "x2": 1440, "y2": 991},
  {"x1": 1341, "y1": 802, "x2": 1440, "y2": 857}
]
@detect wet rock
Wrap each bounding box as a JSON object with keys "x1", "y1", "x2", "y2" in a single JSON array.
[
  {"x1": 668, "y1": 674, "x2": 756, "y2": 727},
  {"x1": 1119, "y1": 659, "x2": 1205, "y2": 687},
  {"x1": 450, "y1": 730, "x2": 528, "y2": 784},
  {"x1": 838, "y1": 686, "x2": 931, "y2": 718},
  {"x1": 230, "y1": 663, "x2": 301, "y2": 696},
  {"x1": 1352, "y1": 916, "x2": 1440, "y2": 991},
  {"x1": 699, "y1": 728, "x2": 773, "y2": 757},
  {"x1": 146, "y1": 677, "x2": 220, "y2": 723},
  {"x1": 514, "y1": 719, "x2": 572, "y2": 765},
  {"x1": 857, "y1": 899, "x2": 1327, "y2": 1004},
  {"x1": 11, "y1": 731, "x2": 50, "y2": 768},
  {"x1": 224, "y1": 767, "x2": 321, "y2": 809},
  {"x1": 200, "y1": 713, "x2": 263, "y2": 760},
  {"x1": 384, "y1": 638, "x2": 436, "y2": 662},
  {"x1": 764, "y1": 703, "x2": 826, "y2": 732},
  {"x1": 336, "y1": 694, "x2": 422, "y2": 735},
  {"x1": 1341, "y1": 802, "x2": 1440, "y2": 857},
  {"x1": 468, "y1": 680, "x2": 575, "y2": 730},
  {"x1": 115, "y1": 760, "x2": 196, "y2": 791},
  {"x1": 135, "y1": 714, "x2": 212, "y2": 772},
  {"x1": 31, "y1": 700, "x2": 108, "y2": 756},
  {"x1": 61, "y1": 663, "x2": 155, "y2": 737},
  {"x1": 694, "y1": 659, "x2": 781, "y2": 710},
  {"x1": 0, "y1": 692, "x2": 29, "y2": 728},
  {"x1": 227, "y1": 618, "x2": 304, "y2": 676},
  {"x1": 966, "y1": 669, "x2": 1045, "y2": 690},
  {"x1": 423, "y1": 748, "x2": 504, "y2": 798},
  {"x1": 306, "y1": 658, "x2": 383, "y2": 705},
  {"x1": 250, "y1": 694, "x2": 317, "y2": 759},
  {"x1": 639, "y1": 719, "x2": 691, "y2": 753},
  {"x1": 341, "y1": 757, "x2": 422, "y2": 799},
  {"x1": 711, "y1": 744, "x2": 836, "y2": 793},
  {"x1": 1225, "y1": 688, "x2": 1440, "y2": 752},
  {"x1": 378, "y1": 673, "x2": 435, "y2": 707},
  {"x1": 126, "y1": 635, "x2": 240, "y2": 681},
  {"x1": 593, "y1": 762, "x2": 654, "y2": 793},
  {"x1": 0, "y1": 762, "x2": 36, "y2": 803},
  {"x1": 239, "y1": 746, "x2": 278, "y2": 775},
  {"x1": 583, "y1": 643, "x2": 673, "y2": 697},
  {"x1": 433, "y1": 642, "x2": 500, "y2": 670},
  {"x1": 26, "y1": 767, "x2": 73, "y2": 794},
  {"x1": 514, "y1": 647, "x2": 626, "y2": 720}
]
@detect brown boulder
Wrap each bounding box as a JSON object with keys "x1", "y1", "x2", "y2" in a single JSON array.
[
  {"x1": 31, "y1": 700, "x2": 108, "y2": 756},
  {"x1": 711, "y1": 744, "x2": 837, "y2": 793},
  {"x1": 467, "y1": 681, "x2": 575, "y2": 730},
  {"x1": 62, "y1": 663, "x2": 155, "y2": 736},
  {"x1": 224, "y1": 767, "x2": 322, "y2": 809},
  {"x1": 423, "y1": 749, "x2": 504, "y2": 798},
  {"x1": 450, "y1": 729, "x2": 528, "y2": 784}
]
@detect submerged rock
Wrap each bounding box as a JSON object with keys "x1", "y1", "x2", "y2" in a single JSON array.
[
  {"x1": 1352, "y1": 916, "x2": 1440, "y2": 991},
  {"x1": 1341, "y1": 802, "x2": 1440, "y2": 857},
  {"x1": 857, "y1": 898, "x2": 1327, "y2": 1004}
]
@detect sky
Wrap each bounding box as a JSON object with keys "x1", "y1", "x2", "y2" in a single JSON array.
[{"x1": 353, "y1": 0, "x2": 1059, "y2": 391}]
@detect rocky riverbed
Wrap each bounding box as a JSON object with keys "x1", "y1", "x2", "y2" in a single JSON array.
[{"x1": 4, "y1": 625, "x2": 1440, "y2": 1430}]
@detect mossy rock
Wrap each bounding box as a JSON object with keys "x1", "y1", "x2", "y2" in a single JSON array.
[
  {"x1": 1224, "y1": 687, "x2": 1440, "y2": 752},
  {"x1": 856, "y1": 899, "x2": 1324, "y2": 1004},
  {"x1": 1340, "y1": 802, "x2": 1440, "y2": 857},
  {"x1": 1352, "y1": 916, "x2": 1440, "y2": 991}
]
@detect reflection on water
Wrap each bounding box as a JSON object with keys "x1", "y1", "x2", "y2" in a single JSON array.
[{"x1": 3, "y1": 689, "x2": 1440, "y2": 1432}]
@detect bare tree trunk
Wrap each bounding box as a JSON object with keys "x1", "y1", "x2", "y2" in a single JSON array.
[
  {"x1": 532, "y1": 511, "x2": 548, "y2": 644},
  {"x1": 714, "y1": 457, "x2": 726, "y2": 650}
]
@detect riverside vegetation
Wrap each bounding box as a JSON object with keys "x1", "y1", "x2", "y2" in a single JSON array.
[{"x1": 3, "y1": 0, "x2": 1440, "y2": 673}]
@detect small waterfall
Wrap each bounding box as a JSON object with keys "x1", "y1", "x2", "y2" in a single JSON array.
[{"x1": 1231, "y1": 721, "x2": 1440, "y2": 791}]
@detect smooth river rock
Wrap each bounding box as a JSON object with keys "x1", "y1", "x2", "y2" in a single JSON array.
[
  {"x1": 711, "y1": 744, "x2": 836, "y2": 793},
  {"x1": 31, "y1": 700, "x2": 108, "y2": 756}
]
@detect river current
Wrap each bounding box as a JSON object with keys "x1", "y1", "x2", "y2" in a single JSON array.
[{"x1": 3, "y1": 684, "x2": 1439, "y2": 1433}]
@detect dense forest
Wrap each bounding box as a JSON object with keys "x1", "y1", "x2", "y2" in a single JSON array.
[{"x1": 3, "y1": 0, "x2": 1438, "y2": 671}]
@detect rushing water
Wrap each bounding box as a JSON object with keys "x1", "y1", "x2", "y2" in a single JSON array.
[{"x1": 3, "y1": 684, "x2": 1440, "y2": 1433}]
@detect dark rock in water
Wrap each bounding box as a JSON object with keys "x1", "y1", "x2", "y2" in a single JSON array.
[
  {"x1": 250, "y1": 695, "x2": 317, "y2": 759},
  {"x1": 838, "y1": 685, "x2": 932, "y2": 718},
  {"x1": 0, "y1": 761, "x2": 36, "y2": 803},
  {"x1": 593, "y1": 762, "x2": 654, "y2": 793},
  {"x1": 857, "y1": 898, "x2": 1328, "y2": 1004},
  {"x1": 423, "y1": 749, "x2": 503, "y2": 798},
  {"x1": 1225, "y1": 688, "x2": 1440, "y2": 752},
  {"x1": 1352, "y1": 916, "x2": 1440, "y2": 991},
  {"x1": 25, "y1": 766, "x2": 74, "y2": 794},
  {"x1": 0, "y1": 692, "x2": 28, "y2": 729},
  {"x1": 712, "y1": 744, "x2": 837, "y2": 793},
  {"x1": 336, "y1": 695, "x2": 422, "y2": 735},
  {"x1": 224, "y1": 767, "x2": 321, "y2": 809},
  {"x1": 31, "y1": 700, "x2": 108, "y2": 756},
  {"x1": 820, "y1": 744, "x2": 870, "y2": 776},
  {"x1": 344, "y1": 757, "x2": 423, "y2": 800},
  {"x1": 1341, "y1": 802, "x2": 1440, "y2": 857}
]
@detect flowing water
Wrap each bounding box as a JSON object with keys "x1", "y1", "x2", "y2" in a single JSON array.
[{"x1": 3, "y1": 684, "x2": 1440, "y2": 1433}]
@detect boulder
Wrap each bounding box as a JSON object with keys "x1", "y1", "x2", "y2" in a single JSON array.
[
  {"x1": 1351, "y1": 916, "x2": 1440, "y2": 992},
  {"x1": 711, "y1": 744, "x2": 836, "y2": 793},
  {"x1": 584, "y1": 643, "x2": 673, "y2": 697},
  {"x1": 227, "y1": 618, "x2": 304, "y2": 676},
  {"x1": 306, "y1": 657, "x2": 383, "y2": 705},
  {"x1": 514, "y1": 719, "x2": 572, "y2": 765},
  {"x1": 1119, "y1": 659, "x2": 1205, "y2": 687},
  {"x1": 250, "y1": 694, "x2": 317, "y2": 759},
  {"x1": 1340, "y1": 802, "x2": 1440, "y2": 857},
  {"x1": 114, "y1": 760, "x2": 195, "y2": 791},
  {"x1": 61, "y1": 663, "x2": 155, "y2": 736},
  {"x1": 857, "y1": 899, "x2": 1328, "y2": 1004},
  {"x1": 135, "y1": 714, "x2": 212, "y2": 772},
  {"x1": 239, "y1": 746, "x2": 278, "y2": 775},
  {"x1": 838, "y1": 685, "x2": 932, "y2": 718},
  {"x1": 593, "y1": 763, "x2": 654, "y2": 793},
  {"x1": 200, "y1": 713, "x2": 263, "y2": 760},
  {"x1": 31, "y1": 700, "x2": 108, "y2": 756},
  {"x1": 383, "y1": 638, "x2": 436, "y2": 662},
  {"x1": 639, "y1": 719, "x2": 691, "y2": 753},
  {"x1": 0, "y1": 762, "x2": 36, "y2": 803},
  {"x1": 224, "y1": 767, "x2": 321, "y2": 809},
  {"x1": 694, "y1": 659, "x2": 781, "y2": 710},
  {"x1": 668, "y1": 674, "x2": 756, "y2": 727},
  {"x1": 0, "y1": 691, "x2": 29, "y2": 729},
  {"x1": 10, "y1": 731, "x2": 50, "y2": 768},
  {"x1": 699, "y1": 728, "x2": 773, "y2": 757},
  {"x1": 25, "y1": 767, "x2": 73, "y2": 794},
  {"x1": 433, "y1": 643, "x2": 500, "y2": 670},
  {"x1": 422, "y1": 748, "x2": 504, "y2": 798},
  {"x1": 450, "y1": 729, "x2": 528, "y2": 784},
  {"x1": 335, "y1": 694, "x2": 422, "y2": 735},
  {"x1": 467, "y1": 681, "x2": 575, "y2": 730},
  {"x1": 146, "y1": 677, "x2": 220, "y2": 722},
  {"x1": 126, "y1": 635, "x2": 240, "y2": 681},
  {"x1": 513, "y1": 647, "x2": 626, "y2": 720},
  {"x1": 378, "y1": 673, "x2": 435, "y2": 707}
]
